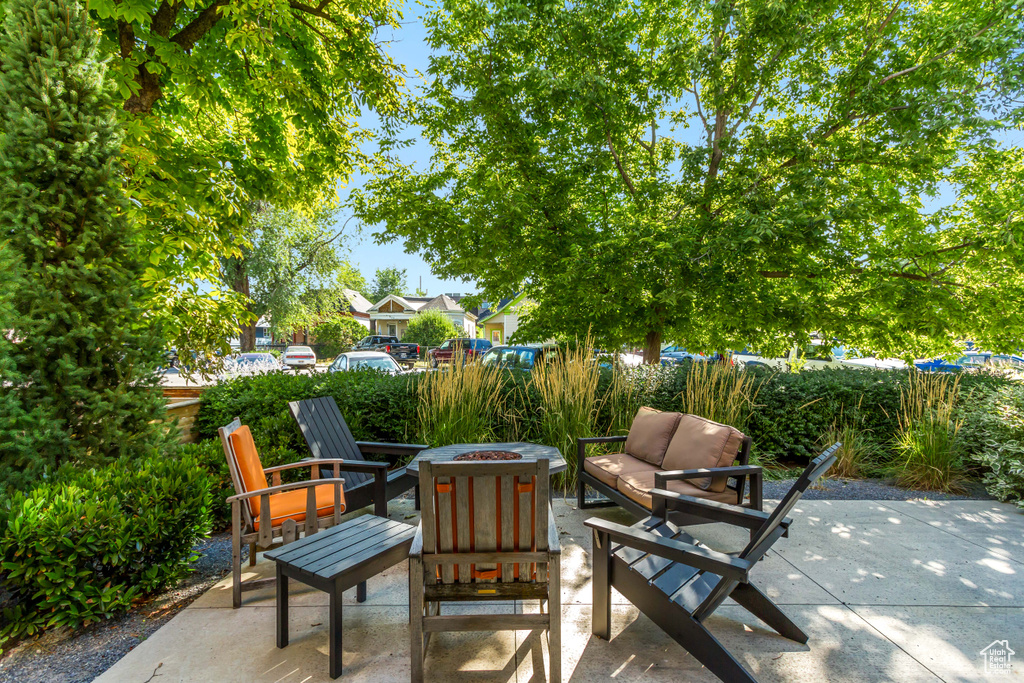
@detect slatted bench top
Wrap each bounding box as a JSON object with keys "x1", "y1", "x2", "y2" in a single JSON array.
[{"x1": 265, "y1": 515, "x2": 416, "y2": 583}]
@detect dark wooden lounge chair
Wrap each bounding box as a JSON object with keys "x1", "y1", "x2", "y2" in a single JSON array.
[
  {"x1": 410, "y1": 458, "x2": 561, "y2": 682},
  {"x1": 288, "y1": 396, "x2": 426, "y2": 511},
  {"x1": 585, "y1": 443, "x2": 839, "y2": 683}
]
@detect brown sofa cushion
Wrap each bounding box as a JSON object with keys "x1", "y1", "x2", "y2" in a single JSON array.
[
  {"x1": 624, "y1": 407, "x2": 682, "y2": 466},
  {"x1": 583, "y1": 453, "x2": 660, "y2": 487},
  {"x1": 660, "y1": 414, "x2": 745, "y2": 491},
  {"x1": 617, "y1": 471, "x2": 740, "y2": 510}
]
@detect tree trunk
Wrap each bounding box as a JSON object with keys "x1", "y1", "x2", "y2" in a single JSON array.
[
  {"x1": 229, "y1": 259, "x2": 257, "y2": 352},
  {"x1": 642, "y1": 329, "x2": 661, "y2": 365}
]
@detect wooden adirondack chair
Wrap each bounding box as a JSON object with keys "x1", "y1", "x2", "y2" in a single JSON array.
[
  {"x1": 289, "y1": 396, "x2": 425, "y2": 510},
  {"x1": 219, "y1": 418, "x2": 390, "y2": 608},
  {"x1": 410, "y1": 459, "x2": 561, "y2": 682},
  {"x1": 585, "y1": 444, "x2": 839, "y2": 683}
]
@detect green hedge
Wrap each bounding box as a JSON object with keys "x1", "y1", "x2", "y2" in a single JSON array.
[
  {"x1": 0, "y1": 451, "x2": 212, "y2": 646},
  {"x1": 195, "y1": 366, "x2": 1024, "y2": 506}
]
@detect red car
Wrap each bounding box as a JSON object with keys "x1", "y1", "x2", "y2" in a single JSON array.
[{"x1": 428, "y1": 338, "x2": 493, "y2": 367}]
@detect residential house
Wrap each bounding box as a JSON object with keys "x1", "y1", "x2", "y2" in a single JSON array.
[
  {"x1": 342, "y1": 289, "x2": 373, "y2": 330},
  {"x1": 368, "y1": 294, "x2": 478, "y2": 340},
  {"x1": 477, "y1": 293, "x2": 531, "y2": 345}
]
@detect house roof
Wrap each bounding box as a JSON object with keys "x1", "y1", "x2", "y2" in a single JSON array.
[
  {"x1": 369, "y1": 294, "x2": 419, "y2": 312},
  {"x1": 477, "y1": 292, "x2": 527, "y2": 324},
  {"x1": 419, "y1": 294, "x2": 461, "y2": 312},
  {"x1": 342, "y1": 289, "x2": 374, "y2": 314}
]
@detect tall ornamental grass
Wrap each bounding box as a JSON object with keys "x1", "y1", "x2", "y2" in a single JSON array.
[
  {"x1": 893, "y1": 372, "x2": 964, "y2": 492},
  {"x1": 531, "y1": 340, "x2": 600, "y2": 492},
  {"x1": 679, "y1": 361, "x2": 758, "y2": 431},
  {"x1": 417, "y1": 351, "x2": 507, "y2": 448}
]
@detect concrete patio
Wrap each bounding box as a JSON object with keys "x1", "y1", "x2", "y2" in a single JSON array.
[{"x1": 97, "y1": 497, "x2": 1023, "y2": 682}]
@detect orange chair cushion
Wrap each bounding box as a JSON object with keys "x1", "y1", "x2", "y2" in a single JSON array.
[
  {"x1": 253, "y1": 484, "x2": 346, "y2": 531},
  {"x1": 228, "y1": 426, "x2": 269, "y2": 515}
]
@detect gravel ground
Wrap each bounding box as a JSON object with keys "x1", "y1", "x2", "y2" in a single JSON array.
[
  {"x1": 762, "y1": 476, "x2": 993, "y2": 501},
  {"x1": 0, "y1": 533, "x2": 239, "y2": 683}
]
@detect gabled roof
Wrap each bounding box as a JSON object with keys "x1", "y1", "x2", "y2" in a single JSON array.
[
  {"x1": 342, "y1": 289, "x2": 373, "y2": 314},
  {"x1": 369, "y1": 294, "x2": 419, "y2": 312},
  {"x1": 478, "y1": 292, "x2": 527, "y2": 324}
]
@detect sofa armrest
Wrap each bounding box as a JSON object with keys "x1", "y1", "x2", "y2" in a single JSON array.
[{"x1": 577, "y1": 435, "x2": 629, "y2": 475}]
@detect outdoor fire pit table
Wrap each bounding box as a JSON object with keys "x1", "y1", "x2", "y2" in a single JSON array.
[{"x1": 408, "y1": 442, "x2": 566, "y2": 477}]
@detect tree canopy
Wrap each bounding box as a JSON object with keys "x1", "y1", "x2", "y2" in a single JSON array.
[
  {"x1": 0, "y1": 0, "x2": 168, "y2": 485},
  {"x1": 402, "y1": 309, "x2": 461, "y2": 347},
  {"x1": 366, "y1": 265, "x2": 409, "y2": 303},
  {"x1": 222, "y1": 204, "x2": 363, "y2": 352},
  {"x1": 356, "y1": 0, "x2": 1024, "y2": 362},
  {"x1": 82, "y1": 0, "x2": 406, "y2": 356}
]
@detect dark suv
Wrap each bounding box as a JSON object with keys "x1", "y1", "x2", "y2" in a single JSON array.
[{"x1": 428, "y1": 338, "x2": 492, "y2": 367}]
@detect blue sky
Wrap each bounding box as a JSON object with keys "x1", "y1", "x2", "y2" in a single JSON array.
[{"x1": 334, "y1": 7, "x2": 473, "y2": 297}]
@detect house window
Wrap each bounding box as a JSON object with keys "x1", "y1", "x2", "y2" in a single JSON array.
[
  {"x1": 491, "y1": 329, "x2": 501, "y2": 344},
  {"x1": 388, "y1": 323, "x2": 397, "y2": 337}
]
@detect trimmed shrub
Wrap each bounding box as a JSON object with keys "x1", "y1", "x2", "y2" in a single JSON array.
[
  {"x1": 402, "y1": 309, "x2": 461, "y2": 348},
  {"x1": 0, "y1": 452, "x2": 212, "y2": 646},
  {"x1": 178, "y1": 440, "x2": 234, "y2": 531},
  {"x1": 956, "y1": 381, "x2": 1024, "y2": 508}
]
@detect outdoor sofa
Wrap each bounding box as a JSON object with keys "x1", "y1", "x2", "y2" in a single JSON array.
[{"x1": 577, "y1": 407, "x2": 762, "y2": 525}]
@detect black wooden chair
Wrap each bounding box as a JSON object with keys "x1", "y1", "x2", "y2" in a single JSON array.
[
  {"x1": 585, "y1": 444, "x2": 839, "y2": 683},
  {"x1": 288, "y1": 396, "x2": 426, "y2": 512}
]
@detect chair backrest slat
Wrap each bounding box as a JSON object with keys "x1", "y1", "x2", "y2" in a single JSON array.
[
  {"x1": 289, "y1": 397, "x2": 371, "y2": 490},
  {"x1": 419, "y1": 459, "x2": 548, "y2": 585}
]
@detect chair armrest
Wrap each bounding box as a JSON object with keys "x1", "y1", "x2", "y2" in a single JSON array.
[
  {"x1": 356, "y1": 441, "x2": 428, "y2": 457},
  {"x1": 314, "y1": 458, "x2": 390, "y2": 474},
  {"x1": 547, "y1": 506, "x2": 561, "y2": 554},
  {"x1": 262, "y1": 459, "x2": 317, "y2": 475},
  {"x1": 584, "y1": 518, "x2": 751, "y2": 582},
  {"x1": 650, "y1": 490, "x2": 785, "y2": 531},
  {"x1": 655, "y1": 465, "x2": 763, "y2": 486},
  {"x1": 410, "y1": 524, "x2": 424, "y2": 558},
  {"x1": 656, "y1": 465, "x2": 763, "y2": 511},
  {"x1": 226, "y1": 478, "x2": 345, "y2": 503}
]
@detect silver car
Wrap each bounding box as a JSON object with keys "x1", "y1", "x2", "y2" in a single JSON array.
[{"x1": 328, "y1": 351, "x2": 405, "y2": 375}]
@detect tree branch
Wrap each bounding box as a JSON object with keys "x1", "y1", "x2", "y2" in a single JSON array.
[
  {"x1": 170, "y1": 0, "x2": 230, "y2": 51},
  {"x1": 604, "y1": 126, "x2": 638, "y2": 197}
]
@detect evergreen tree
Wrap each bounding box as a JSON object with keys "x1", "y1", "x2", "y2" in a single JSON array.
[{"x1": 0, "y1": 0, "x2": 169, "y2": 478}]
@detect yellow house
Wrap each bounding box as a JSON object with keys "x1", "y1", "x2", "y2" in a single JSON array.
[{"x1": 477, "y1": 293, "x2": 530, "y2": 345}]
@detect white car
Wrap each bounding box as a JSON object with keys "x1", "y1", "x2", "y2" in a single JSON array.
[
  {"x1": 283, "y1": 345, "x2": 317, "y2": 370},
  {"x1": 328, "y1": 351, "x2": 405, "y2": 376},
  {"x1": 734, "y1": 341, "x2": 906, "y2": 372}
]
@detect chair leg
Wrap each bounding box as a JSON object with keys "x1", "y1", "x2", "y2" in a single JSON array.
[
  {"x1": 357, "y1": 581, "x2": 367, "y2": 603},
  {"x1": 249, "y1": 542, "x2": 257, "y2": 567},
  {"x1": 591, "y1": 529, "x2": 611, "y2": 640},
  {"x1": 548, "y1": 555, "x2": 561, "y2": 683},
  {"x1": 671, "y1": 615, "x2": 759, "y2": 683},
  {"x1": 731, "y1": 582, "x2": 809, "y2": 644},
  {"x1": 231, "y1": 503, "x2": 242, "y2": 609},
  {"x1": 409, "y1": 557, "x2": 425, "y2": 682}
]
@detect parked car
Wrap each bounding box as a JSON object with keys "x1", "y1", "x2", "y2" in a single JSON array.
[
  {"x1": 328, "y1": 351, "x2": 404, "y2": 376},
  {"x1": 222, "y1": 352, "x2": 285, "y2": 376},
  {"x1": 659, "y1": 345, "x2": 708, "y2": 365},
  {"x1": 428, "y1": 338, "x2": 492, "y2": 368},
  {"x1": 478, "y1": 345, "x2": 551, "y2": 371},
  {"x1": 282, "y1": 345, "x2": 317, "y2": 371},
  {"x1": 734, "y1": 342, "x2": 905, "y2": 371},
  {"x1": 352, "y1": 335, "x2": 421, "y2": 365},
  {"x1": 916, "y1": 352, "x2": 1024, "y2": 373}
]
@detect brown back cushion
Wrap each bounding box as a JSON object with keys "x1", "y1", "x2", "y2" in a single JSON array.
[
  {"x1": 624, "y1": 407, "x2": 682, "y2": 466},
  {"x1": 660, "y1": 414, "x2": 745, "y2": 491}
]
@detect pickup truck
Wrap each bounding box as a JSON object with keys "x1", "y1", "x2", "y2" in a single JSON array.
[{"x1": 352, "y1": 335, "x2": 421, "y2": 365}]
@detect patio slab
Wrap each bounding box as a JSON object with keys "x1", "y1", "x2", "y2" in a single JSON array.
[{"x1": 96, "y1": 498, "x2": 1024, "y2": 682}]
